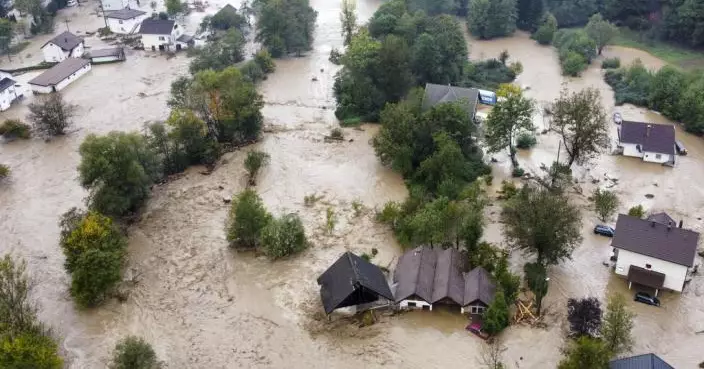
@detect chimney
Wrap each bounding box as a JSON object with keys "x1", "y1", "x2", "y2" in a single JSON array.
[
  {"x1": 646, "y1": 124, "x2": 652, "y2": 137},
  {"x1": 679, "y1": 220, "x2": 683, "y2": 228}
]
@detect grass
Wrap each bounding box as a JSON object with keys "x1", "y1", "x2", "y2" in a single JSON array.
[{"x1": 611, "y1": 28, "x2": 704, "y2": 69}]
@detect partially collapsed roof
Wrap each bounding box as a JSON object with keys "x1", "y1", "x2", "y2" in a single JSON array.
[
  {"x1": 105, "y1": 8, "x2": 146, "y2": 20},
  {"x1": 646, "y1": 212, "x2": 676, "y2": 226},
  {"x1": 612, "y1": 214, "x2": 699, "y2": 267},
  {"x1": 317, "y1": 252, "x2": 393, "y2": 314},
  {"x1": 609, "y1": 353, "x2": 674, "y2": 369},
  {"x1": 619, "y1": 121, "x2": 675, "y2": 155},
  {"x1": 28, "y1": 58, "x2": 90, "y2": 87},
  {"x1": 422, "y1": 83, "x2": 479, "y2": 118},
  {"x1": 42, "y1": 31, "x2": 83, "y2": 51},
  {"x1": 139, "y1": 19, "x2": 175, "y2": 35}
]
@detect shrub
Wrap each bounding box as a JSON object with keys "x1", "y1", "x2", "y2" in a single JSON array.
[
  {"x1": 98, "y1": 27, "x2": 112, "y2": 36},
  {"x1": 303, "y1": 193, "x2": 322, "y2": 207},
  {"x1": 226, "y1": 189, "x2": 271, "y2": 249},
  {"x1": 482, "y1": 289, "x2": 509, "y2": 335},
  {"x1": 254, "y1": 50, "x2": 276, "y2": 74},
  {"x1": 562, "y1": 51, "x2": 588, "y2": 76},
  {"x1": 0, "y1": 119, "x2": 31, "y2": 140},
  {"x1": 515, "y1": 132, "x2": 537, "y2": 149},
  {"x1": 511, "y1": 167, "x2": 525, "y2": 177},
  {"x1": 604, "y1": 60, "x2": 652, "y2": 106},
  {"x1": 592, "y1": 188, "x2": 619, "y2": 221},
  {"x1": 497, "y1": 180, "x2": 518, "y2": 200},
  {"x1": 330, "y1": 127, "x2": 344, "y2": 139},
  {"x1": 28, "y1": 93, "x2": 76, "y2": 136},
  {"x1": 110, "y1": 336, "x2": 161, "y2": 369},
  {"x1": 329, "y1": 48, "x2": 342, "y2": 64},
  {"x1": 261, "y1": 214, "x2": 308, "y2": 259},
  {"x1": 532, "y1": 13, "x2": 557, "y2": 45},
  {"x1": 601, "y1": 57, "x2": 620, "y2": 69},
  {"x1": 484, "y1": 175, "x2": 493, "y2": 186},
  {"x1": 627, "y1": 205, "x2": 645, "y2": 218},
  {"x1": 244, "y1": 150, "x2": 270, "y2": 186},
  {"x1": 352, "y1": 200, "x2": 364, "y2": 217},
  {"x1": 0, "y1": 164, "x2": 9, "y2": 179},
  {"x1": 240, "y1": 61, "x2": 265, "y2": 84},
  {"x1": 376, "y1": 201, "x2": 402, "y2": 227},
  {"x1": 0, "y1": 332, "x2": 63, "y2": 369},
  {"x1": 325, "y1": 207, "x2": 336, "y2": 234},
  {"x1": 166, "y1": 110, "x2": 220, "y2": 167}
]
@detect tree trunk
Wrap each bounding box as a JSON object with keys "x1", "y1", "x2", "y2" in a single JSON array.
[
  {"x1": 598, "y1": 45, "x2": 603, "y2": 55},
  {"x1": 567, "y1": 153, "x2": 576, "y2": 168},
  {"x1": 509, "y1": 145, "x2": 518, "y2": 167}
]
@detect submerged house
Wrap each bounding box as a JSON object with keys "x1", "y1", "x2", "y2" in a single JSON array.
[
  {"x1": 611, "y1": 213, "x2": 699, "y2": 294},
  {"x1": 28, "y1": 58, "x2": 91, "y2": 94},
  {"x1": 393, "y1": 246, "x2": 496, "y2": 314},
  {"x1": 609, "y1": 353, "x2": 674, "y2": 369},
  {"x1": 105, "y1": 8, "x2": 148, "y2": 34},
  {"x1": 41, "y1": 31, "x2": 84, "y2": 63},
  {"x1": 422, "y1": 83, "x2": 479, "y2": 121},
  {"x1": 140, "y1": 19, "x2": 181, "y2": 51},
  {"x1": 317, "y1": 252, "x2": 394, "y2": 314},
  {"x1": 618, "y1": 121, "x2": 676, "y2": 165},
  {"x1": 0, "y1": 76, "x2": 21, "y2": 111}
]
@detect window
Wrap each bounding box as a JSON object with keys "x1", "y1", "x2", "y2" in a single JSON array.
[
  {"x1": 470, "y1": 305, "x2": 486, "y2": 314},
  {"x1": 655, "y1": 154, "x2": 662, "y2": 159},
  {"x1": 159, "y1": 36, "x2": 165, "y2": 41},
  {"x1": 646, "y1": 264, "x2": 652, "y2": 269},
  {"x1": 407, "y1": 302, "x2": 416, "y2": 308}
]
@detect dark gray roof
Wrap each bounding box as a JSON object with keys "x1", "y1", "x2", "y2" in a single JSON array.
[
  {"x1": 463, "y1": 267, "x2": 496, "y2": 306},
  {"x1": 0, "y1": 77, "x2": 15, "y2": 92},
  {"x1": 394, "y1": 246, "x2": 438, "y2": 303},
  {"x1": 176, "y1": 34, "x2": 193, "y2": 43},
  {"x1": 627, "y1": 265, "x2": 665, "y2": 289},
  {"x1": 317, "y1": 252, "x2": 393, "y2": 314},
  {"x1": 139, "y1": 19, "x2": 175, "y2": 35},
  {"x1": 422, "y1": 83, "x2": 479, "y2": 117},
  {"x1": 85, "y1": 47, "x2": 123, "y2": 58},
  {"x1": 42, "y1": 31, "x2": 83, "y2": 51},
  {"x1": 613, "y1": 214, "x2": 699, "y2": 267},
  {"x1": 431, "y1": 248, "x2": 465, "y2": 305},
  {"x1": 215, "y1": 4, "x2": 237, "y2": 16},
  {"x1": 646, "y1": 212, "x2": 676, "y2": 226},
  {"x1": 619, "y1": 121, "x2": 675, "y2": 155},
  {"x1": 28, "y1": 58, "x2": 90, "y2": 87},
  {"x1": 105, "y1": 8, "x2": 146, "y2": 20},
  {"x1": 609, "y1": 353, "x2": 674, "y2": 369}
]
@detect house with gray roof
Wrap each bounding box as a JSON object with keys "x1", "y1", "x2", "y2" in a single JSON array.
[
  {"x1": 609, "y1": 353, "x2": 674, "y2": 369},
  {"x1": 612, "y1": 213, "x2": 699, "y2": 294},
  {"x1": 393, "y1": 246, "x2": 496, "y2": 314},
  {"x1": 41, "y1": 31, "x2": 84, "y2": 63},
  {"x1": 618, "y1": 121, "x2": 676, "y2": 165},
  {"x1": 29, "y1": 58, "x2": 91, "y2": 94},
  {"x1": 0, "y1": 76, "x2": 21, "y2": 111},
  {"x1": 422, "y1": 83, "x2": 479, "y2": 121},
  {"x1": 105, "y1": 8, "x2": 147, "y2": 34},
  {"x1": 140, "y1": 19, "x2": 189, "y2": 51}
]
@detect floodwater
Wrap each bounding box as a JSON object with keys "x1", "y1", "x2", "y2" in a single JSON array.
[{"x1": 0, "y1": 3, "x2": 703, "y2": 369}]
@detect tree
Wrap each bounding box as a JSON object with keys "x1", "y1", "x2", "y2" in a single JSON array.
[
  {"x1": 627, "y1": 205, "x2": 645, "y2": 218},
  {"x1": 557, "y1": 336, "x2": 611, "y2": 369},
  {"x1": 524, "y1": 262, "x2": 548, "y2": 314},
  {"x1": 226, "y1": 189, "x2": 271, "y2": 249},
  {"x1": 260, "y1": 213, "x2": 308, "y2": 259},
  {"x1": 78, "y1": 132, "x2": 159, "y2": 217},
  {"x1": 27, "y1": 93, "x2": 76, "y2": 136},
  {"x1": 482, "y1": 289, "x2": 510, "y2": 335},
  {"x1": 167, "y1": 109, "x2": 219, "y2": 166},
  {"x1": 0, "y1": 164, "x2": 8, "y2": 180},
  {"x1": 0, "y1": 18, "x2": 13, "y2": 54},
  {"x1": 551, "y1": 88, "x2": 609, "y2": 168},
  {"x1": 146, "y1": 122, "x2": 186, "y2": 177},
  {"x1": 546, "y1": 0, "x2": 598, "y2": 27},
  {"x1": 501, "y1": 185, "x2": 582, "y2": 266},
  {"x1": 110, "y1": 336, "x2": 161, "y2": 369},
  {"x1": 533, "y1": 12, "x2": 557, "y2": 45},
  {"x1": 517, "y1": 0, "x2": 544, "y2": 31},
  {"x1": 189, "y1": 28, "x2": 246, "y2": 74},
  {"x1": 255, "y1": 0, "x2": 318, "y2": 57},
  {"x1": 485, "y1": 85, "x2": 535, "y2": 167},
  {"x1": 479, "y1": 338, "x2": 507, "y2": 369},
  {"x1": 210, "y1": 4, "x2": 246, "y2": 31},
  {"x1": 554, "y1": 30, "x2": 597, "y2": 75},
  {"x1": 165, "y1": 0, "x2": 184, "y2": 15},
  {"x1": 0, "y1": 119, "x2": 31, "y2": 140},
  {"x1": 468, "y1": 0, "x2": 517, "y2": 39},
  {"x1": 14, "y1": 0, "x2": 42, "y2": 15},
  {"x1": 585, "y1": 14, "x2": 618, "y2": 55},
  {"x1": 0, "y1": 255, "x2": 38, "y2": 336},
  {"x1": 244, "y1": 150, "x2": 270, "y2": 186},
  {"x1": 592, "y1": 188, "x2": 619, "y2": 221},
  {"x1": 0, "y1": 332, "x2": 63, "y2": 369},
  {"x1": 648, "y1": 66, "x2": 686, "y2": 120},
  {"x1": 567, "y1": 297, "x2": 602, "y2": 338},
  {"x1": 340, "y1": 0, "x2": 356, "y2": 45},
  {"x1": 407, "y1": 196, "x2": 453, "y2": 246},
  {"x1": 602, "y1": 294, "x2": 635, "y2": 357},
  {"x1": 678, "y1": 75, "x2": 704, "y2": 134}
]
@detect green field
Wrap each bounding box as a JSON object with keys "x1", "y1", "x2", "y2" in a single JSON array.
[{"x1": 612, "y1": 28, "x2": 704, "y2": 69}]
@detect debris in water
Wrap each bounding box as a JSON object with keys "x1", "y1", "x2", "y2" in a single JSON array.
[
  {"x1": 490, "y1": 157, "x2": 498, "y2": 163},
  {"x1": 645, "y1": 194, "x2": 655, "y2": 199},
  {"x1": 223, "y1": 196, "x2": 232, "y2": 204},
  {"x1": 311, "y1": 76, "x2": 318, "y2": 81}
]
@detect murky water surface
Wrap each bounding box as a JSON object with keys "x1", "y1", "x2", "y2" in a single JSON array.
[{"x1": 0, "y1": 4, "x2": 702, "y2": 368}]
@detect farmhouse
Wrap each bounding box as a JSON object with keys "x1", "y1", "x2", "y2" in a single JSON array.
[
  {"x1": 422, "y1": 83, "x2": 479, "y2": 121},
  {"x1": 612, "y1": 213, "x2": 699, "y2": 295},
  {"x1": 609, "y1": 353, "x2": 674, "y2": 369},
  {"x1": 28, "y1": 58, "x2": 91, "y2": 94},
  {"x1": 393, "y1": 246, "x2": 495, "y2": 314},
  {"x1": 84, "y1": 47, "x2": 125, "y2": 63},
  {"x1": 617, "y1": 121, "x2": 676, "y2": 165},
  {"x1": 139, "y1": 19, "x2": 183, "y2": 51},
  {"x1": 0, "y1": 77, "x2": 21, "y2": 111},
  {"x1": 317, "y1": 252, "x2": 394, "y2": 314},
  {"x1": 105, "y1": 8, "x2": 147, "y2": 34},
  {"x1": 41, "y1": 31, "x2": 84, "y2": 63},
  {"x1": 101, "y1": 0, "x2": 129, "y2": 11}
]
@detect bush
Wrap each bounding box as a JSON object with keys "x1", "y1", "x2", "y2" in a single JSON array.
[
  {"x1": 0, "y1": 119, "x2": 31, "y2": 140},
  {"x1": 261, "y1": 214, "x2": 308, "y2": 259},
  {"x1": 98, "y1": 27, "x2": 112, "y2": 36},
  {"x1": 244, "y1": 150, "x2": 270, "y2": 186},
  {"x1": 592, "y1": 188, "x2": 619, "y2": 221},
  {"x1": 0, "y1": 332, "x2": 63, "y2": 369},
  {"x1": 515, "y1": 132, "x2": 537, "y2": 149},
  {"x1": 240, "y1": 61, "x2": 265, "y2": 84},
  {"x1": 497, "y1": 180, "x2": 518, "y2": 200},
  {"x1": 554, "y1": 30, "x2": 596, "y2": 76},
  {"x1": 482, "y1": 289, "x2": 510, "y2": 335},
  {"x1": 601, "y1": 57, "x2": 620, "y2": 69},
  {"x1": 532, "y1": 12, "x2": 557, "y2": 45},
  {"x1": 627, "y1": 205, "x2": 645, "y2": 218},
  {"x1": 226, "y1": 189, "x2": 271, "y2": 249},
  {"x1": 254, "y1": 49, "x2": 276, "y2": 74},
  {"x1": 330, "y1": 127, "x2": 344, "y2": 139},
  {"x1": 329, "y1": 48, "x2": 342, "y2": 64},
  {"x1": 0, "y1": 164, "x2": 8, "y2": 179},
  {"x1": 166, "y1": 109, "x2": 220, "y2": 167},
  {"x1": 511, "y1": 167, "x2": 525, "y2": 177},
  {"x1": 561, "y1": 51, "x2": 588, "y2": 76},
  {"x1": 28, "y1": 93, "x2": 76, "y2": 136},
  {"x1": 110, "y1": 336, "x2": 161, "y2": 369},
  {"x1": 59, "y1": 210, "x2": 127, "y2": 307},
  {"x1": 603, "y1": 60, "x2": 652, "y2": 106}
]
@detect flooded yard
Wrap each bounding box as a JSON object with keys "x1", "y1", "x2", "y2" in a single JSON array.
[{"x1": 0, "y1": 0, "x2": 703, "y2": 368}]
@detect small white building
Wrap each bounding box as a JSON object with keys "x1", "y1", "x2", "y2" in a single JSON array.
[
  {"x1": 41, "y1": 31, "x2": 84, "y2": 63},
  {"x1": 139, "y1": 19, "x2": 182, "y2": 51},
  {"x1": 105, "y1": 8, "x2": 148, "y2": 34},
  {"x1": 28, "y1": 58, "x2": 91, "y2": 94},
  {"x1": 618, "y1": 121, "x2": 676, "y2": 165},
  {"x1": 611, "y1": 213, "x2": 699, "y2": 295},
  {"x1": 0, "y1": 76, "x2": 22, "y2": 111},
  {"x1": 84, "y1": 47, "x2": 125, "y2": 63},
  {"x1": 101, "y1": 0, "x2": 129, "y2": 11}
]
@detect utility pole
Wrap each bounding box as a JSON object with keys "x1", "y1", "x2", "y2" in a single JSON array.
[{"x1": 64, "y1": 19, "x2": 70, "y2": 32}]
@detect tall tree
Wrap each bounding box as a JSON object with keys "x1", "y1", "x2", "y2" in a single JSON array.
[
  {"x1": 517, "y1": 0, "x2": 544, "y2": 31},
  {"x1": 524, "y1": 262, "x2": 548, "y2": 314},
  {"x1": 340, "y1": 0, "x2": 357, "y2": 45},
  {"x1": 468, "y1": 0, "x2": 517, "y2": 39},
  {"x1": 28, "y1": 93, "x2": 76, "y2": 136},
  {"x1": 648, "y1": 66, "x2": 686, "y2": 121},
  {"x1": 255, "y1": 0, "x2": 318, "y2": 57},
  {"x1": 557, "y1": 336, "x2": 611, "y2": 369},
  {"x1": 551, "y1": 88, "x2": 609, "y2": 168},
  {"x1": 485, "y1": 84, "x2": 535, "y2": 168},
  {"x1": 602, "y1": 294, "x2": 635, "y2": 357},
  {"x1": 501, "y1": 185, "x2": 582, "y2": 266},
  {"x1": 110, "y1": 336, "x2": 161, "y2": 369},
  {"x1": 0, "y1": 19, "x2": 13, "y2": 55},
  {"x1": 592, "y1": 188, "x2": 619, "y2": 221},
  {"x1": 567, "y1": 297, "x2": 602, "y2": 338},
  {"x1": 585, "y1": 13, "x2": 618, "y2": 54},
  {"x1": 227, "y1": 189, "x2": 272, "y2": 249},
  {"x1": 532, "y1": 12, "x2": 558, "y2": 44}
]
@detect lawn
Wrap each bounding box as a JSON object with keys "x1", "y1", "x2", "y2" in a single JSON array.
[{"x1": 612, "y1": 28, "x2": 704, "y2": 69}]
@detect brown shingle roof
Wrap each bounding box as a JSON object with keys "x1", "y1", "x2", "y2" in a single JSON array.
[
  {"x1": 619, "y1": 121, "x2": 675, "y2": 155},
  {"x1": 627, "y1": 265, "x2": 665, "y2": 289},
  {"x1": 612, "y1": 214, "x2": 699, "y2": 267},
  {"x1": 28, "y1": 58, "x2": 90, "y2": 87}
]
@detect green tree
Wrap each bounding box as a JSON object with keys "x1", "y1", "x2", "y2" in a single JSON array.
[
  {"x1": 167, "y1": 109, "x2": 219, "y2": 166},
  {"x1": 561, "y1": 51, "x2": 588, "y2": 76},
  {"x1": 517, "y1": 0, "x2": 544, "y2": 31},
  {"x1": 554, "y1": 30, "x2": 597, "y2": 75},
  {"x1": 210, "y1": 4, "x2": 246, "y2": 31},
  {"x1": 27, "y1": 93, "x2": 76, "y2": 136},
  {"x1": 678, "y1": 74, "x2": 704, "y2": 134},
  {"x1": 0, "y1": 332, "x2": 63, "y2": 369},
  {"x1": 0, "y1": 119, "x2": 31, "y2": 140},
  {"x1": 585, "y1": 14, "x2": 618, "y2": 55},
  {"x1": 557, "y1": 336, "x2": 611, "y2": 369},
  {"x1": 226, "y1": 189, "x2": 271, "y2": 249},
  {"x1": 648, "y1": 66, "x2": 686, "y2": 120},
  {"x1": 601, "y1": 294, "x2": 635, "y2": 357},
  {"x1": 501, "y1": 185, "x2": 582, "y2": 266},
  {"x1": 165, "y1": 0, "x2": 184, "y2": 15},
  {"x1": 627, "y1": 205, "x2": 645, "y2": 218},
  {"x1": 110, "y1": 336, "x2": 161, "y2": 369},
  {"x1": 407, "y1": 196, "x2": 453, "y2": 246},
  {"x1": 485, "y1": 86, "x2": 535, "y2": 168},
  {"x1": 551, "y1": 88, "x2": 609, "y2": 168},
  {"x1": 189, "y1": 28, "x2": 245, "y2": 74},
  {"x1": 524, "y1": 262, "x2": 548, "y2": 314},
  {"x1": 482, "y1": 289, "x2": 510, "y2": 335},
  {"x1": 340, "y1": 0, "x2": 357, "y2": 45},
  {"x1": 532, "y1": 12, "x2": 557, "y2": 45},
  {"x1": 0, "y1": 19, "x2": 13, "y2": 53},
  {"x1": 468, "y1": 0, "x2": 517, "y2": 39},
  {"x1": 592, "y1": 188, "x2": 619, "y2": 221},
  {"x1": 0, "y1": 164, "x2": 8, "y2": 180},
  {"x1": 255, "y1": 0, "x2": 318, "y2": 57},
  {"x1": 146, "y1": 122, "x2": 187, "y2": 176},
  {"x1": 244, "y1": 150, "x2": 270, "y2": 186},
  {"x1": 546, "y1": 0, "x2": 598, "y2": 27},
  {"x1": 0, "y1": 255, "x2": 38, "y2": 336},
  {"x1": 260, "y1": 213, "x2": 308, "y2": 259},
  {"x1": 420, "y1": 15, "x2": 468, "y2": 84},
  {"x1": 78, "y1": 132, "x2": 159, "y2": 217}
]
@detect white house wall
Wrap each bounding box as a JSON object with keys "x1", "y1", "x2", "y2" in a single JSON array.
[
  {"x1": 102, "y1": 0, "x2": 128, "y2": 11},
  {"x1": 107, "y1": 15, "x2": 147, "y2": 34},
  {"x1": 621, "y1": 143, "x2": 642, "y2": 158},
  {"x1": 643, "y1": 151, "x2": 672, "y2": 164},
  {"x1": 91, "y1": 55, "x2": 120, "y2": 63},
  {"x1": 29, "y1": 84, "x2": 53, "y2": 94},
  {"x1": 0, "y1": 88, "x2": 16, "y2": 111},
  {"x1": 399, "y1": 299, "x2": 432, "y2": 310},
  {"x1": 614, "y1": 249, "x2": 689, "y2": 292},
  {"x1": 54, "y1": 63, "x2": 91, "y2": 91},
  {"x1": 42, "y1": 43, "x2": 66, "y2": 62},
  {"x1": 68, "y1": 43, "x2": 84, "y2": 58}
]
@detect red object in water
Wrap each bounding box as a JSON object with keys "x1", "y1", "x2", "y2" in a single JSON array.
[{"x1": 466, "y1": 322, "x2": 489, "y2": 340}]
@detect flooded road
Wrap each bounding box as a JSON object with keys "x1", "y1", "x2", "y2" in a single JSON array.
[{"x1": 1, "y1": 3, "x2": 703, "y2": 369}]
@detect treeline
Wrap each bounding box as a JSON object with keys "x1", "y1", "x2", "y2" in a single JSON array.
[
  {"x1": 605, "y1": 60, "x2": 704, "y2": 134},
  {"x1": 334, "y1": 0, "x2": 517, "y2": 122},
  {"x1": 252, "y1": 0, "x2": 318, "y2": 57}
]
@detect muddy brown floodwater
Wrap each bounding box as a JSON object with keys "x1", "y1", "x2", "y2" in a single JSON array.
[{"x1": 1, "y1": 1, "x2": 703, "y2": 367}]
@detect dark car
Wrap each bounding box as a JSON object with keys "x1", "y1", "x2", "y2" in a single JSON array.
[
  {"x1": 594, "y1": 225, "x2": 615, "y2": 237},
  {"x1": 634, "y1": 292, "x2": 660, "y2": 306},
  {"x1": 675, "y1": 140, "x2": 687, "y2": 155}
]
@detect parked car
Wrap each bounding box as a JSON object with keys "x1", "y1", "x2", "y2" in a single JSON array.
[
  {"x1": 594, "y1": 225, "x2": 615, "y2": 237},
  {"x1": 675, "y1": 140, "x2": 687, "y2": 155},
  {"x1": 634, "y1": 292, "x2": 660, "y2": 306},
  {"x1": 466, "y1": 322, "x2": 489, "y2": 340},
  {"x1": 613, "y1": 112, "x2": 623, "y2": 125}
]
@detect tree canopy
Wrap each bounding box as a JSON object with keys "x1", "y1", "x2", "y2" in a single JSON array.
[
  {"x1": 468, "y1": 0, "x2": 517, "y2": 39},
  {"x1": 602, "y1": 294, "x2": 635, "y2": 357},
  {"x1": 567, "y1": 297, "x2": 603, "y2": 338},
  {"x1": 110, "y1": 336, "x2": 161, "y2": 369},
  {"x1": 254, "y1": 0, "x2": 318, "y2": 57},
  {"x1": 484, "y1": 84, "x2": 535, "y2": 168},
  {"x1": 558, "y1": 336, "x2": 611, "y2": 369},
  {"x1": 585, "y1": 13, "x2": 618, "y2": 54},
  {"x1": 227, "y1": 189, "x2": 272, "y2": 249}
]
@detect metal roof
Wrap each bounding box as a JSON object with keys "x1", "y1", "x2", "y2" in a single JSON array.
[
  {"x1": 139, "y1": 19, "x2": 175, "y2": 35},
  {"x1": 646, "y1": 212, "x2": 676, "y2": 226},
  {"x1": 627, "y1": 265, "x2": 665, "y2": 289},
  {"x1": 422, "y1": 83, "x2": 479, "y2": 118},
  {"x1": 42, "y1": 31, "x2": 83, "y2": 51},
  {"x1": 0, "y1": 77, "x2": 16, "y2": 92},
  {"x1": 609, "y1": 353, "x2": 675, "y2": 369},
  {"x1": 463, "y1": 266, "x2": 496, "y2": 306},
  {"x1": 85, "y1": 47, "x2": 123, "y2": 58},
  {"x1": 105, "y1": 8, "x2": 146, "y2": 20},
  {"x1": 28, "y1": 58, "x2": 90, "y2": 87},
  {"x1": 619, "y1": 121, "x2": 675, "y2": 155}
]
